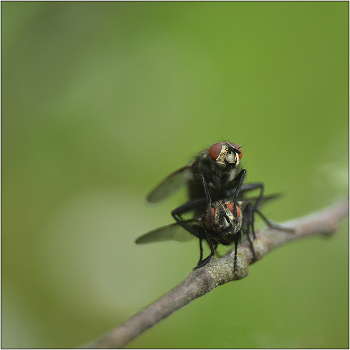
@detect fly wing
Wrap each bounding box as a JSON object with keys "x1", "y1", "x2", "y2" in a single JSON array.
[
  {"x1": 224, "y1": 184, "x2": 283, "y2": 206},
  {"x1": 147, "y1": 166, "x2": 191, "y2": 203},
  {"x1": 241, "y1": 193, "x2": 283, "y2": 207},
  {"x1": 135, "y1": 221, "x2": 197, "y2": 244}
]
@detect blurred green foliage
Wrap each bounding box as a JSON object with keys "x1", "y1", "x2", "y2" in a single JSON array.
[{"x1": 2, "y1": 2, "x2": 348, "y2": 348}]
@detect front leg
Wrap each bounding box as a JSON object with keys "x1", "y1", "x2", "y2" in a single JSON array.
[
  {"x1": 232, "y1": 169, "x2": 247, "y2": 220},
  {"x1": 199, "y1": 173, "x2": 214, "y2": 227},
  {"x1": 233, "y1": 230, "x2": 243, "y2": 272},
  {"x1": 255, "y1": 209, "x2": 295, "y2": 233},
  {"x1": 171, "y1": 197, "x2": 207, "y2": 238}
]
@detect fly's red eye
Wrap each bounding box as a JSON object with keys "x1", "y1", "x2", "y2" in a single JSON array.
[
  {"x1": 209, "y1": 143, "x2": 223, "y2": 160},
  {"x1": 226, "y1": 202, "x2": 241, "y2": 218},
  {"x1": 226, "y1": 202, "x2": 234, "y2": 213},
  {"x1": 229, "y1": 142, "x2": 242, "y2": 159},
  {"x1": 206, "y1": 208, "x2": 215, "y2": 226}
]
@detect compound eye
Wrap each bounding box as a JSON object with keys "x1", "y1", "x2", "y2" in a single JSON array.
[
  {"x1": 206, "y1": 208, "x2": 215, "y2": 226},
  {"x1": 229, "y1": 142, "x2": 243, "y2": 159},
  {"x1": 226, "y1": 202, "x2": 234, "y2": 213},
  {"x1": 209, "y1": 143, "x2": 223, "y2": 160},
  {"x1": 226, "y1": 203, "x2": 241, "y2": 218}
]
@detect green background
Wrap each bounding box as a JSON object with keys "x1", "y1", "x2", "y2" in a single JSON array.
[{"x1": 2, "y1": 2, "x2": 348, "y2": 348}]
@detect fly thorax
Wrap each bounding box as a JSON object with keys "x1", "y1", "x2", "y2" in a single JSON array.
[
  {"x1": 228, "y1": 168, "x2": 238, "y2": 182},
  {"x1": 212, "y1": 174, "x2": 222, "y2": 192}
]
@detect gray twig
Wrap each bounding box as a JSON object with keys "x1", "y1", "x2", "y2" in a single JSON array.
[{"x1": 83, "y1": 198, "x2": 348, "y2": 349}]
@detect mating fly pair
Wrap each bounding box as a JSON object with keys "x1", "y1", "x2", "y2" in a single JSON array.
[{"x1": 135, "y1": 142, "x2": 278, "y2": 271}]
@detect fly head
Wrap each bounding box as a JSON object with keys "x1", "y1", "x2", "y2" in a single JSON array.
[
  {"x1": 208, "y1": 142, "x2": 242, "y2": 171},
  {"x1": 206, "y1": 200, "x2": 243, "y2": 244}
]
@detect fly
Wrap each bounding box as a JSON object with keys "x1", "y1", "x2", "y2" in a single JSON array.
[
  {"x1": 136, "y1": 198, "x2": 244, "y2": 270},
  {"x1": 141, "y1": 142, "x2": 292, "y2": 270},
  {"x1": 136, "y1": 192, "x2": 281, "y2": 271},
  {"x1": 147, "y1": 142, "x2": 264, "y2": 238},
  {"x1": 147, "y1": 142, "x2": 244, "y2": 204}
]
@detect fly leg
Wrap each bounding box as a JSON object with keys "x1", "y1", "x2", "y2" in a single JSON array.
[
  {"x1": 171, "y1": 197, "x2": 207, "y2": 238},
  {"x1": 195, "y1": 230, "x2": 217, "y2": 269},
  {"x1": 239, "y1": 182, "x2": 265, "y2": 239},
  {"x1": 171, "y1": 173, "x2": 214, "y2": 235},
  {"x1": 241, "y1": 196, "x2": 294, "y2": 265},
  {"x1": 246, "y1": 232, "x2": 257, "y2": 263},
  {"x1": 255, "y1": 209, "x2": 295, "y2": 233},
  {"x1": 243, "y1": 202, "x2": 257, "y2": 262},
  {"x1": 240, "y1": 182, "x2": 265, "y2": 212},
  {"x1": 231, "y1": 169, "x2": 246, "y2": 221},
  {"x1": 171, "y1": 191, "x2": 218, "y2": 268},
  {"x1": 199, "y1": 173, "x2": 214, "y2": 227},
  {"x1": 233, "y1": 230, "x2": 242, "y2": 272},
  {"x1": 198, "y1": 239, "x2": 204, "y2": 266}
]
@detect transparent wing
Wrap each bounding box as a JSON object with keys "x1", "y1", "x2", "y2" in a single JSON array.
[
  {"x1": 135, "y1": 221, "x2": 199, "y2": 244},
  {"x1": 225, "y1": 184, "x2": 283, "y2": 206},
  {"x1": 241, "y1": 193, "x2": 283, "y2": 206},
  {"x1": 224, "y1": 183, "x2": 264, "y2": 198},
  {"x1": 147, "y1": 166, "x2": 191, "y2": 203}
]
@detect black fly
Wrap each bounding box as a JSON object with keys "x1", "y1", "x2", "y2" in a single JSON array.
[
  {"x1": 147, "y1": 142, "x2": 269, "y2": 243},
  {"x1": 136, "y1": 192, "x2": 280, "y2": 271},
  {"x1": 138, "y1": 142, "x2": 290, "y2": 270},
  {"x1": 147, "y1": 142, "x2": 254, "y2": 237},
  {"x1": 147, "y1": 142, "x2": 245, "y2": 205},
  {"x1": 136, "y1": 197, "x2": 244, "y2": 270}
]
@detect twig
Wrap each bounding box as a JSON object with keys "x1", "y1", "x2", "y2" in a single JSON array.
[{"x1": 82, "y1": 198, "x2": 348, "y2": 349}]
